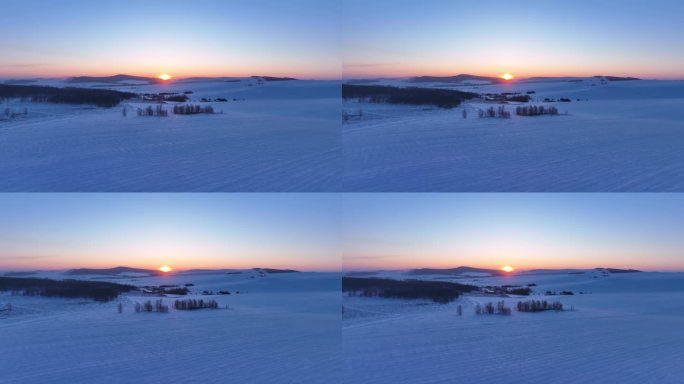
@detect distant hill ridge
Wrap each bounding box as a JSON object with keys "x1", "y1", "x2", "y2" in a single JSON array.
[
  {"x1": 408, "y1": 74, "x2": 503, "y2": 84},
  {"x1": 596, "y1": 268, "x2": 643, "y2": 273},
  {"x1": 66, "y1": 74, "x2": 161, "y2": 84},
  {"x1": 593, "y1": 76, "x2": 641, "y2": 81},
  {"x1": 253, "y1": 268, "x2": 300, "y2": 274},
  {"x1": 251, "y1": 76, "x2": 298, "y2": 82},
  {"x1": 407, "y1": 266, "x2": 503, "y2": 276},
  {"x1": 65, "y1": 266, "x2": 161, "y2": 276}
]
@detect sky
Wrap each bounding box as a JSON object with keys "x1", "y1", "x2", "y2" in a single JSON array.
[
  {"x1": 0, "y1": 194, "x2": 340, "y2": 271},
  {"x1": 343, "y1": 194, "x2": 684, "y2": 271},
  {"x1": 0, "y1": 0, "x2": 339, "y2": 79},
  {"x1": 343, "y1": 0, "x2": 684, "y2": 79}
]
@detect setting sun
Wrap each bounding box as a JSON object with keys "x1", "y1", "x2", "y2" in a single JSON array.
[
  {"x1": 501, "y1": 265, "x2": 515, "y2": 273},
  {"x1": 500, "y1": 73, "x2": 514, "y2": 81},
  {"x1": 159, "y1": 265, "x2": 173, "y2": 273},
  {"x1": 158, "y1": 73, "x2": 173, "y2": 81}
]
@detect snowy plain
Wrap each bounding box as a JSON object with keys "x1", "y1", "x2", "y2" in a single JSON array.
[
  {"x1": 343, "y1": 269, "x2": 684, "y2": 384},
  {"x1": 0, "y1": 270, "x2": 341, "y2": 384},
  {"x1": 0, "y1": 78, "x2": 340, "y2": 191},
  {"x1": 343, "y1": 78, "x2": 684, "y2": 191}
]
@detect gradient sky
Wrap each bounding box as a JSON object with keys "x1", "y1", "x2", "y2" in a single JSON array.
[
  {"x1": 0, "y1": 194, "x2": 340, "y2": 271},
  {"x1": 343, "y1": 0, "x2": 684, "y2": 79},
  {"x1": 343, "y1": 194, "x2": 684, "y2": 271},
  {"x1": 0, "y1": 0, "x2": 339, "y2": 79}
]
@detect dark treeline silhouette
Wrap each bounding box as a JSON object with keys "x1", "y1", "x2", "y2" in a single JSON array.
[
  {"x1": 174, "y1": 298, "x2": 219, "y2": 310},
  {"x1": 140, "y1": 285, "x2": 189, "y2": 295},
  {"x1": 141, "y1": 93, "x2": 189, "y2": 103},
  {"x1": 164, "y1": 287, "x2": 190, "y2": 295},
  {"x1": 506, "y1": 287, "x2": 532, "y2": 295},
  {"x1": 595, "y1": 76, "x2": 640, "y2": 82},
  {"x1": 483, "y1": 93, "x2": 531, "y2": 103},
  {"x1": 0, "y1": 84, "x2": 136, "y2": 108},
  {"x1": 0, "y1": 277, "x2": 135, "y2": 302},
  {"x1": 252, "y1": 76, "x2": 298, "y2": 82},
  {"x1": 253, "y1": 268, "x2": 299, "y2": 274},
  {"x1": 343, "y1": 277, "x2": 478, "y2": 304},
  {"x1": 342, "y1": 85, "x2": 478, "y2": 109},
  {"x1": 517, "y1": 300, "x2": 564, "y2": 312},
  {"x1": 173, "y1": 104, "x2": 215, "y2": 115},
  {"x1": 597, "y1": 268, "x2": 642, "y2": 274},
  {"x1": 544, "y1": 290, "x2": 574, "y2": 296},
  {"x1": 516, "y1": 105, "x2": 560, "y2": 116}
]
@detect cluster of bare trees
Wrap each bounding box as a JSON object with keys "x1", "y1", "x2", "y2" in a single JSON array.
[
  {"x1": 343, "y1": 110, "x2": 363, "y2": 122},
  {"x1": 2, "y1": 108, "x2": 28, "y2": 120},
  {"x1": 0, "y1": 303, "x2": 11, "y2": 316},
  {"x1": 174, "y1": 299, "x2": 219, "y2": 310},
  {"x1": 173, "y1": 104, "x2": 215, "y2": 115},
  {"x1": 135, "y1": 299, "x2": 169, "y2": 313},
  {"x1": 131, "y1": 298, "x2": 221, "y2": 313},
  {"x1": 475, "y1": 301, "x2": 512, "y2": 315},
  {"x1": 516, "y1": 105, "x2": 560, "y2": 116},
  {"x1": 473, "y1": 300, "x2": 566, "y2": 315},
  {"x1": 132, "y1": 104, "x2": 217, "y2": 117},
  {"x1": 516, "y1": 300, "x2": 564, "y2": 312},
  {"x1": 137, "y1": 105, "x2": 168, "y2": 117},
  {"x1": 478, "y1": 106, "x2": 511, "y2": 119}
]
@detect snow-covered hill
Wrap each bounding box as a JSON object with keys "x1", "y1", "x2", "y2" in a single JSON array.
[
  {"x1": 0, "y1": 270, "x2": 341, "y2": 384},
  {"x1": 0, "y1": 78, "x2": 340, "y2": 192},
  {"x1": 343, "y1": 270, "x2": 684, "y2": 383},
  {"x1": 343, "y1": 78, "x2": 684, "y2": 191}
]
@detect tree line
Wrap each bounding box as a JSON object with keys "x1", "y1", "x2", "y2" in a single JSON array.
[
  {"x1": 342, "y1": 85, "x2": 478, "y2": 109},
  {"x1": 474, "y1": 300, "x2": 565, "y2": 315},
  {"x1": 0, "y1": 276, "x2": 135, "y2": 302},
  {"x1": 343, "y1": 277, "x2": 478, "y2": 304},
  {"x1": 0, "y1": 84, "x2": 136, "y2": 108}
]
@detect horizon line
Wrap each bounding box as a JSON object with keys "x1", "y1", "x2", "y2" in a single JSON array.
[
  {"x1": 0, "y1": 266, "x2": 342, "y2": 273},
  {"x1": 0, "y1": 73, "x2": 342, "y2": 81},
  {"x1": 342, "y1": 266, "x2": 684, "y2": 273},
  {"x1": 341, "y1": 73, "x2": 684, "y2": 81}
]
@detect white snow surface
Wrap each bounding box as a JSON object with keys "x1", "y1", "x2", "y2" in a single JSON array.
[
  {"x1": 0, "y1": 270, "x2": 341, "y2": 384},
  {"x1": 343, "y1": 78, "x2": 684, "y2": 191},
  {"x1": 0, "y1": 79, "x2": 340, "y2": 191},
  {"x1": 343, "y1": 270, "x2": 684, "y2": 383}
]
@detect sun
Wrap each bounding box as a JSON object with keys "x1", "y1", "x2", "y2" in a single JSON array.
[
  {"x1": 159, "y1": 265, "x2": 173, "y2": 273},
  {"x1": 158, "y1": 73, "x2": 173, "y2": 81},
  {"x1": 500, "y1": 73, "x2": 515, "y2": 81},
  {"x1": 501, "y1": 265, "x2": 515, "y2": 273}
]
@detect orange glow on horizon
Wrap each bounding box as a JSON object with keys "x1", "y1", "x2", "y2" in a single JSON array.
[
  {"x1": 501, "y1": 265, "x2": 515, "y2": 273},
  {"x1": 159, "y1": 265, "x2": 173, "y2": 273},
  {"x1": 158, "y1": 73, "x2": 173, "y2": 81},
  {"x1": 500, "y1": 73, "x2": 515, "y2": 81}
]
